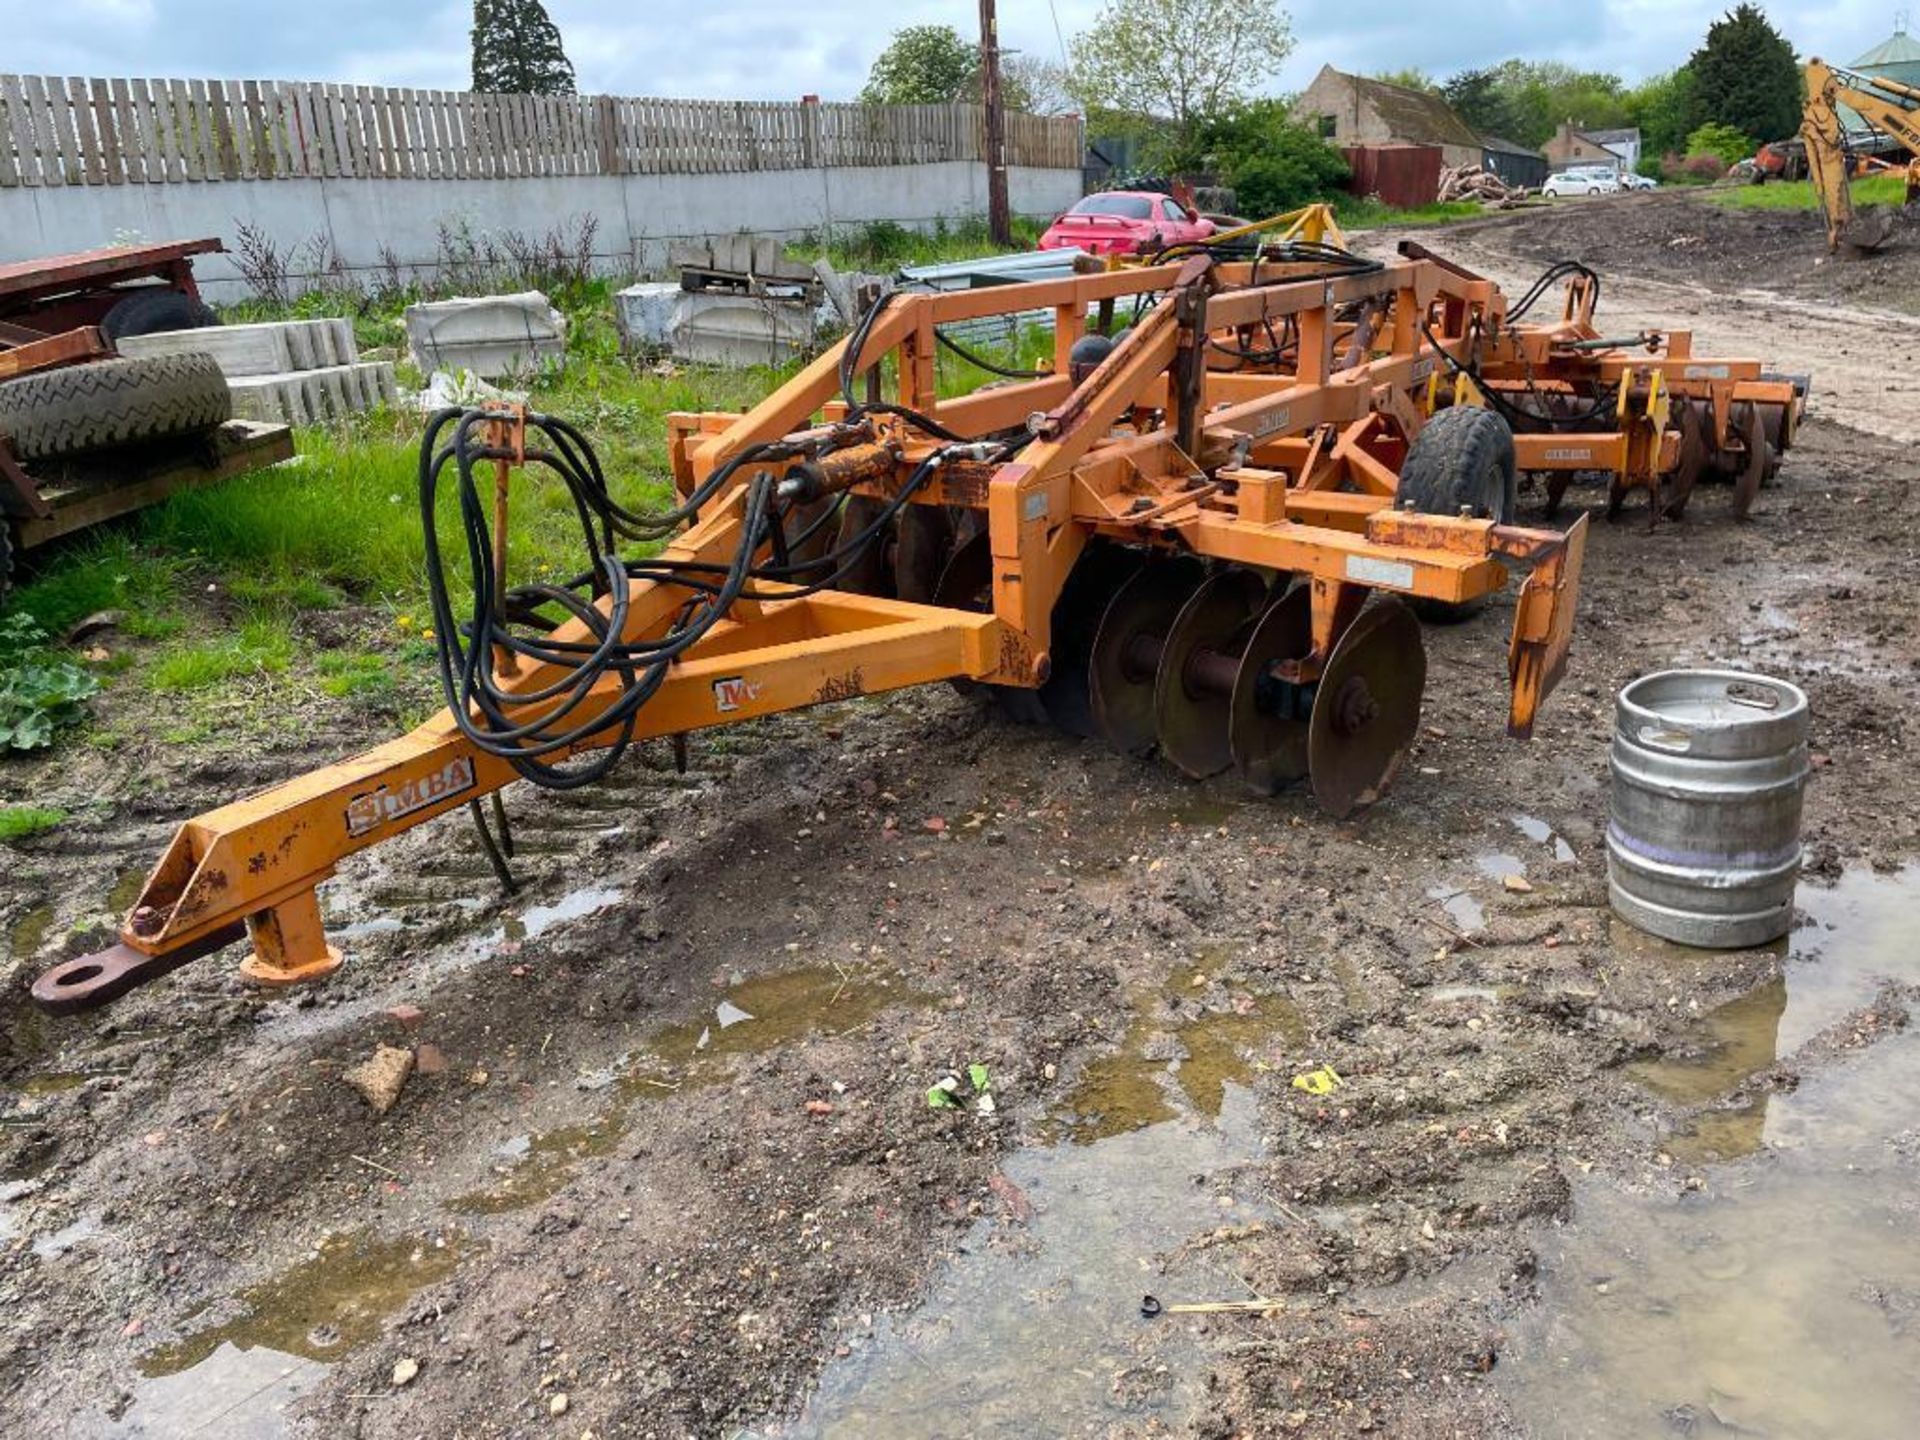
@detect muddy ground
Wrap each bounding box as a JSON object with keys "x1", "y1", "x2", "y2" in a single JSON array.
[{"x1": 3, "y1": 197, "x2": 1920, "y2": 1439}]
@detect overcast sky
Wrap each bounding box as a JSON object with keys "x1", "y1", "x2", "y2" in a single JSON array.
[{"x1": 0, "y1": 1, "x2": 1905, "y2": 98}]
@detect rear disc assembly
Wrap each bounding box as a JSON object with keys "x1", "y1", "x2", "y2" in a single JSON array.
[
  {"x1": 1308, "y1": 596, "x2": 1427, "y2": 819},
  {"x1": 1661, "y1": 400, "x2": 1709, "y2": 520},
  {"x1": 1152, "y1": 570, "x2": 1271, "y2": 778},
  {"x1": 1229, "y1": 584, "x2": 1315, "y2": 795},
  {"x1": 832, "y1": 495, "x2": 896, "y2": 597},
  {"x1": 1731, "y1": 401, "x2": 1767, "y2": 521},
  {"x1": 1038, "y1": 541, "x2": 1147, "y2": 738},
  {"x1": 895, "y1": 504, "x2": 959, "y2": 604},
  {"x1": 1088, "y1": 556, "x2": 1207, "y2": 756}
]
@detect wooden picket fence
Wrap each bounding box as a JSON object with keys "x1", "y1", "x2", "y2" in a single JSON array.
[{"x1": 0, "y1": 75, "x2": 1083, "y2": 187}]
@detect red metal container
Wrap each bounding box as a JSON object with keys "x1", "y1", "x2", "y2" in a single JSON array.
[{"x1": 1340, "y1": 144, "x2": 1443, "y2": 209}]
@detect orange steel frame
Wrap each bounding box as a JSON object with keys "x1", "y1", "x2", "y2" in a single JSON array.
[
  {"x1": 1459, "y1": 269, "x2": 1802, "y2": 512},
  {"x1": 40, "y1": 251, "x2": 1604, "y2": 1011}
]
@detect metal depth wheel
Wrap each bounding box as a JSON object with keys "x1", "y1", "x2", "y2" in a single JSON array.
[
  {"x1": 1229, "y1": 584, "x2": 1315, "y2": 796},
  {"x1": 1308, "y1": 596, "x2": 1428, "y2": 819},
  {"x1": 1088, "y1": 555, "x2": 1207, "y2": 757},
  {"x1": 1152, "y1": 569, "x2": 1269, "y2": 779}
]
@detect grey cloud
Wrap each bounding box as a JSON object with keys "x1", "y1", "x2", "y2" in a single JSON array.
[{"x1": 0, "y1": 0, "x2": 1902, "y2": 95}]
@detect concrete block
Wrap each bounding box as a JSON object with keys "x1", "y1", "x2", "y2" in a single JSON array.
[
  {"x1": 403, "y1": 292, "x2": 566, "y2": 378},
  {"x1": 116, "y1": 318, "x2": 360, "y2": 376},
  {"x1": 228, "y1": 361, "x2": 399, "y2": 425},
  {"x1": 614, "y1": 283, "x2": 822, "y2": 367}
]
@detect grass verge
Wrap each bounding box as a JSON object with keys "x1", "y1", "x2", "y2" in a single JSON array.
[{"x1": 1705, "y1": 174, "x2": 1908, "y2": 212}]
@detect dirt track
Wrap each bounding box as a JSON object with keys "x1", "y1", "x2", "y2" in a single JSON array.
[
  {"x1": 1382, "y1": 189, "x2": 1920, "y2": 445},
  {"x1": 3, "y1": 194, "x2": 1920, "y2": 1438}
]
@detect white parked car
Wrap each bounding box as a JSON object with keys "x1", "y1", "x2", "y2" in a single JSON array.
[
  {"x1": 1543, "y1": 166, "x2": 1622, "y2": 197},
  {"x1": 1619, "y1": 171, "x2": 1659, "y2": 191}
]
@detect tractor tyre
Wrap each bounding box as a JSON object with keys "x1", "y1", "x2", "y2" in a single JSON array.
[
  {"x1": 0, "y1": 354, "x2": 231, "y2": 462},
  {"x1": 100, "y1": 287, "x2": 220, "y2": 344},
  {"x1": 1397, "y1": 405, "x2": 1517, "y2": 625}
]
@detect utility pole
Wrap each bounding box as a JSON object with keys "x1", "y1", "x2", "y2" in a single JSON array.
[{"x1": 979, "y1": 0, "x2": 1011, "y2": 245}]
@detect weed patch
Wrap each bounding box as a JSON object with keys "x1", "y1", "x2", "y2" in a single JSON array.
[
  {"x1": 148, "y1": 619, "x2": 294, "y2": 692},
  {"x1": 0, "y1": 804, "x2": 66, "y2": 843}
]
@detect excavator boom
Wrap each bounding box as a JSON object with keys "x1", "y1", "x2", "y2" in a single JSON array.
[{"x1": 1802, "y1": 58, "x2": 1920, "y2": 252}]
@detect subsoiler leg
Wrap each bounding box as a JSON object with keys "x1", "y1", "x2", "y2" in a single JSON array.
[{"x1": 238, "y1": 889, "x2": 344, "y2": 987}]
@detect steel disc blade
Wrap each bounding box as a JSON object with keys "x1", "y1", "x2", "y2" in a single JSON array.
[
  {"x1": 1308, "y1": 597, "x2": 1427, "y2": 819},
  {"x1": 1088, "y1": 556, "x2": 1207, "y2": 757},
  {"x1": 1732, "y1": 402, "x2": 1766, "y2": 520},
  {"x1": 895, "y1": 503, "x2": 955, "y2": 604},
  {"x1": 785, "y1": 495, "x2": 838, "y2": 569},
  {"x1": 1230, "y1": 584, "x2": 1314, "y2": 796},
  {"x1": 934, "y1": 530, "x2": 1050, "y2": 723},
  {"x1": 833, "y1": 496, "x2": 895, "y2": 597},
  {"x1": 1662, "y1": 400, "x2": 1709, "y2": 520},
  {"x1": 1038, "y1": 541, "x2": 1147, "y2": 738},
  {"x1": 1153, "y1": 570, "x2": 1268, "y2": 778}
]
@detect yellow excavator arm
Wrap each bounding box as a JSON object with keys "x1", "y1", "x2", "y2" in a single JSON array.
[{"x1": 1802, "y1": 57, "x2": 1920, "y2": 252}]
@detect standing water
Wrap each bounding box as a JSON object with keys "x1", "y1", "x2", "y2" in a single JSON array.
[{"x1": 1498, "y1": 867, "x2": 1920, "y2": 1435}]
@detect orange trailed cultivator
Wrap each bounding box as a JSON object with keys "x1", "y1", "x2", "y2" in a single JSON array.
[{"x1": 33, "y1": 236, "x2": 1795, "y2": 1013}]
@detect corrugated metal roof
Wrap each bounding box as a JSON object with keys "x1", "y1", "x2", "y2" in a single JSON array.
[{"x1": 1480, "y1": 134, "x2": 1543, "y2": 157}]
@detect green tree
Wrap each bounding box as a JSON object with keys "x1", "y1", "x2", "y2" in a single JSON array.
[
  {"x1": 1442, "y1": 68, "x2": 1521, "y2": 139},
  {"x1": 1687, "y1": 4, "x2": 1801, "y2": 143},
  {"x1": 471, "y1": 0, "x2": 575, "y2": 95},
  {"x1": 1686, "y1": 120, "x2": 1753, "y2": 166},
  {"x1": 1437, "y1": 60, "x2": 1627, "y2": 147},
  {"x1": 859, "y1": 24, "x2": 979, "y2": 106},
  {"x1": 1067, "y1": 0, "x2": 1294, "y2": 172},
  {"x1": 1203, "y1": 99, "x2": 1348, "y2": 215},
  {"x1": 1003, "y1": 55, "x2": 1072, "y2": 115},
  {"x1": 1623, "y1": 66, "x2": 1698, "y2": 158},
  {"x1": 1372, "y1": 67, "x2": 1436, "y2": 92}
]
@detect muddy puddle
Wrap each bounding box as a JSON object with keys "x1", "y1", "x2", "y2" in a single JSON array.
[
  {"x1": 757, "y1": 951, "x2": 1317, "y2": 1436},
  {"x1": 769, "y1": 1086, "x2": 1272, "y2": 1439},
  {"x1": 451, "y1": 963, "x2": 928, "y2": 1214},
  {"x1": 1042, "y1": 947, "x2": 1307, "y2": 1145},
  {"x1": 77, "y1": 1230, "x2": 462, "y2": 1438},
  {"x1": 1499, "y1": 867, "x2": 1920, "y2": 1435}
]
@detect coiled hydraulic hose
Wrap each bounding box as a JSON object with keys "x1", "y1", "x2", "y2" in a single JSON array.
[{"x1": 418, "y1": 405, "x2": 1006, "y2": 792}]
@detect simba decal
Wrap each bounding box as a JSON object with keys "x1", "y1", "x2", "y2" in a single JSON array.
[
  {"x1": 1544, "y1": 447, "x2": 1594, "y2": 463},
  {"x1": 713, "y1": 675, "x2": 761, "y2": 713},
  {"x1": 1682, "y1": 364, "x2": 1731, "y2": 380},
  {"x1": 346, "y1": 757, "x2": 476, "y2": 837}
]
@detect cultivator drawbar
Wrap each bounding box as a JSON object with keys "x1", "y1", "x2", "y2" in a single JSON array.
[{"x1": 36, "y1": 237, "x2": 1797, "y2": 1013}]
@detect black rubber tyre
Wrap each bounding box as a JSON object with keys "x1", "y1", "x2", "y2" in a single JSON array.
[
  {"x1": 1397, "y1": 405, "x2": 1516, "y2": 624},
  {"x1": 99, "y1": 287, "x2": 220, "y2": 344},
  {"x1": 0, "y1": 354, "x2": 231, "y2": 461}
]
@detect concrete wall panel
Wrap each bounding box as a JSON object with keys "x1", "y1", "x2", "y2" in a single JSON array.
[{"x1": 2, "y1": 162, "x2": 1085, "y2": 301}]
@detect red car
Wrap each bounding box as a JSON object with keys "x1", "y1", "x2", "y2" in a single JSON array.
[{"x1": 1037, "y1": 191, "x2": 1217, "y2": 257}]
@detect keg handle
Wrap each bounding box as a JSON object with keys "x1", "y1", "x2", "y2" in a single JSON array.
[
  {"x1": 1637, "y1": 725, "x2": 1693, "y2": 753},
  {"x1": 1725, "y1": 680, "x2": 1783, "y2": 711}
]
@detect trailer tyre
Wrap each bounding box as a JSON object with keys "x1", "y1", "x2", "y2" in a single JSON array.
[
  {"x1": 1398, "y1": 405, "x2": 1516, "y2": 624},
  {"x1": 100, "y1": 288, "x2": 220, "y2": 344},
  {"x1": 0, "y1": 354, "x2": 231, "y2": 462}
]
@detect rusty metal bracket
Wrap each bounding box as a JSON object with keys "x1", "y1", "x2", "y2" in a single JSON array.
[{"x1": 31, "y1": 924, "x2": 249, "y2": 1015}]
